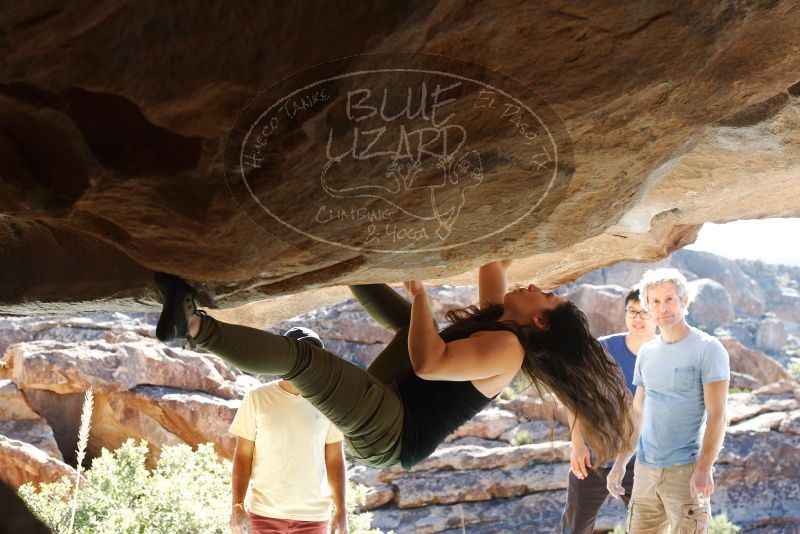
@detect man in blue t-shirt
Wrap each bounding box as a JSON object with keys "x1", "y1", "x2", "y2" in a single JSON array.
[
  {"x1": 608, "y1": 269, "x2": 729, "y2": 533},
  {"x1": 561, "y1": 288, "x2": 657, "y2": 533}
]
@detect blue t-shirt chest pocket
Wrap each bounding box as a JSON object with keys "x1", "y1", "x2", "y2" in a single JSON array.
[{"x1": 673, "y1": 365, "x2": 696, "y2": 392}]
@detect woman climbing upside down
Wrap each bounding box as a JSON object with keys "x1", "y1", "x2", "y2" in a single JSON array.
[{"x1": 154, "y1": 260, "x2": 632, "y2": 469}]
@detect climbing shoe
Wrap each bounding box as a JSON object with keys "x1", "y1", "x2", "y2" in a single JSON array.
[{"x1": 153, "y1": 272, "x2": 206, "y2": 344}]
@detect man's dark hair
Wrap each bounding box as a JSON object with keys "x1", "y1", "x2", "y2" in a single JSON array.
[{"x1": 624, "y1": 288, "x2": 641, "y2": 306}]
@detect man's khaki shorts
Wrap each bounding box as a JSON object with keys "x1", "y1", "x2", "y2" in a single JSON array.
[{"x1": 627, "y1": 461, "x2": 711, "y2": 533}]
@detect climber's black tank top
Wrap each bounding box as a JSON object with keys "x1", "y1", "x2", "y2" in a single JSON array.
[{"x1": 396, "y1": 328, "x2": 501, "y2": 469}]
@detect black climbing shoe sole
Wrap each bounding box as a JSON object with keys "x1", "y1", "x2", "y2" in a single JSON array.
[{"x1": 154, "y1": 272, "x2": 194, "y2": 343}]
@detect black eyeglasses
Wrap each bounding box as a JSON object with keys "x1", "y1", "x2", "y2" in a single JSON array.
[{"x1": 625, "y1": 309, "x2": 651, "y2": 319}]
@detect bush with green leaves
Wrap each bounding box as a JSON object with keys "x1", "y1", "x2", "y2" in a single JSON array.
[
  {"x1": 20, "y1": 440, "x2": 230, "y2": 533},
  {"x1": 789, "y1": 357, "x2": 800, "y2": 383},
  {"x1": 499, "y1": 376, "x2": 532, "y2": 400},
  {"x1": 709, "y1": 514, "x2": 741, "y2": 533},
  {"x1": 511, "y1": 431, "x2": 535, "y2": 446},
  {"x1": 20, "y1": 439, "x2": 389, "y2": 534},
  {"x1": 346, "y1": 483, "x2": 391, "y2": 534}
]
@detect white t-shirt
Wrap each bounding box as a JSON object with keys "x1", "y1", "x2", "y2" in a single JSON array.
[{"x1": 229, "y1": 381, "x2": 344, "y2": 521}]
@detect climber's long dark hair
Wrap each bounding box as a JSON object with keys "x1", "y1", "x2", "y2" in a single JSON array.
[{"x1": 440, "y1": 302, "x2": 632, "y2": 466}]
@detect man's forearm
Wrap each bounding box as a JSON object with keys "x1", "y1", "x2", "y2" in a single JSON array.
[
  {"x1": 231, "y1": 456, "x2": 252, "y2": 506},
  {"x1": 696, "y1": 380, "x2": 728, "y2": 472},
  {"x1": 614, "y1": 434, "x2": 638, "y2": 466},
  {"x1": 696, "y1": 414, "x2": 726, "y2": 470},
  {"x1": 326, "y1": 450, "x2": 347, "y2": 515}
]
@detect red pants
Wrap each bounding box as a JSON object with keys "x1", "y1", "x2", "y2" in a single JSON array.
[{"x1": 248, "y1": 512, "x2": 328, "y2": 534}]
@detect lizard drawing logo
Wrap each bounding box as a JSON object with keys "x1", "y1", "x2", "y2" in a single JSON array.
[{"x1": 320, "y1": 149, "x2": 483, "y2": 240}]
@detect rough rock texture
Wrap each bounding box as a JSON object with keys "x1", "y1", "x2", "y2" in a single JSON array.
[
  {"x1": 0, "y1": 313, "x2": 157, "y2": 355},
  {"x1": 671, "y1": 251, "x2": 767, "y2": 318},
  {"x1": 0, "y1": 419, "x2": 62, "y2": 460},
  {"x1": 770, "y1": 288, "x2": 800, "y2": 324},
  {"x1": 0, "y1": 379, "x2": 40, "y2": 420},
  {"x1": 0, "y1": 434, "x2": 75, "y2": 490},
  {"x1": 500, "y1": 419, "x2": 571, "y2": 444},
  {"x1": 91, "y1": 385, "x2": 240, "y2": 463},
  {"x1": 0, "y1": 312, "x2": 256, "y2": 470},
  {"x1": 3, "y1": 338, "x2": 244, "y2": 398},
  {"x1": 0, "y1": 379, "x2": 62, "y2": 459},
  {"x1": 755, "y1": 317, "x2": 788, "y2": 353},
  {"x1": 729, "y1": 371, "x2": 762, "y2": 391},
  {"x1": 445, "y1": 407, "x2": 519, "y2": 442},
  {"x1": 563, "y1": 284, "x2": 627, "y2": 337},
  {"x1": 719, "y1": 337, "x2": 793, "y2": 386},
  {"x1": 391, "y1": 462, "x2": 570, "y2": 508},
  {"x1": 727, "y1": 390, "x2": 799, "y2": 425},
  {"x1": 779, "y1": 410, "x2": 800, "y2": 435},
  {"x1": 687, "y1": 278, "x2": 735, "y2": 330},
  {"x1": 371, "y1": 442, "x2": 572, "y2": 483},
  {"x1": 1, "y1": 2, "x2": 800, "y2": 317}
]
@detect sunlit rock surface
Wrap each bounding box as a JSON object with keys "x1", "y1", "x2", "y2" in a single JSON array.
[{"x1": 1, "y1": 2, "x2": 799, "y2": 316}]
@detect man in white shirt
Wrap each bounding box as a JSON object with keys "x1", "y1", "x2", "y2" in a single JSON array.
[{"x1": 230, "y1": 327, "x2": 348, "y2": 534}]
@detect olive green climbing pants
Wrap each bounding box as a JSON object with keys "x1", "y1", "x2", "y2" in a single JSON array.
[{"x1": 193, "y1": 284, "x2": 413, "y2": 467}]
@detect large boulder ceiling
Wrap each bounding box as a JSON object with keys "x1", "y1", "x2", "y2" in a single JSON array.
[{"x1": 1, "y1": 2, "x2": 799, "y2": 318}]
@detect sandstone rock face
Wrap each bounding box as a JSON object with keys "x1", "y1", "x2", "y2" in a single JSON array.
[
  {"x1": 446, "y1": 407, "x2": 519, "y2": 442},
  {"x1": 362, "y1": 484, "x2": 396, "y2": 510},
  {"x1": 770, "y1": 289, "x2": 800, "y2": 324},
  {"x1": 0, "y1": 434, "x2": 75, "y2": 490},
  {"x1": 0, "y1": 312, "x2": 254, "y2": 474},
  {"x1": 727, "y1": 412, "x2": 788, "y2": 433},
  {"x1": 755, "y1": 317, "x2": 788, "y2": 353},
  {"x1": 688, "y1": 278, "x2": 735, "y2": 330},
  {"x1": 4, "y1": 338, "x2": 241, "y2": 399},
  {"x1": 391, "y1": 462, "x2": 570, "y2": 508},
  {"x1": 719, "y1": 337, "x2": 793, "y2": 387},
  {"x1": 0, "y1": 420, "x2": 62, "y2": 460},
  {"x1": 778, "y1": 410, "x2": 800, "y2": 436},
  {"x1": 500, "y1": 419, "x2": 571, "y2": 444},
  {"x1": 671, "y1": 251, "x2": 766, "y2": 318},
  {"x1": 755, "y1": 380, "x2": 800, "y2": 396},
  {"x1": 727, "y1": 391, "x2": 799, "y2": 425},
  {"x1": 729, "y1": 371, "x2": 762, "y2": 391},
  {"x1": 0, "y1": 313, "x2": 156, "y2": 356},
  {"x1": 2, "y1": 3, "x2": 800, "y2": 317},
  {"x1": 373, "y1": 442, "x2": 572, "y2": 483},
  {"x1": 0, "y1": 379, "x2": 40, "y2": 420},
  {"x1": 370, "y1": 491, "x2": 567, "y2": 534},
  {"x1": 564, "y1": 284, "x2": 627, "y2": 337},
  {"x1": 714, "y1": 318, "x2": 759, "y2": 349},
  {"x1": 91, "y1": 386, "x2": 240, "y2": 463},
  {"x1": 0, "y1": 379, "x2": 62, "y2": 460}
]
